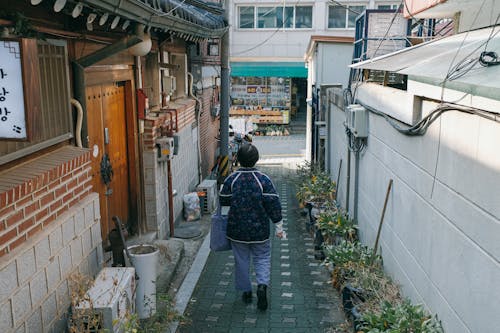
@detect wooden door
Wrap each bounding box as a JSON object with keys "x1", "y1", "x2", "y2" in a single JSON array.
[{"x1": 86, "y1": 83, "x2": 131, "y2": 240}]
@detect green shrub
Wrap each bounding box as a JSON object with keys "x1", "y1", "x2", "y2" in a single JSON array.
[{"x1": 360, "y1": 300, "x2": 444, "y2": 333}]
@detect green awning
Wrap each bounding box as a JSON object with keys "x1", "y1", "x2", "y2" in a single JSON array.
[{"x1": 231, "y1": 62, "x2": 307, "y2": 78}]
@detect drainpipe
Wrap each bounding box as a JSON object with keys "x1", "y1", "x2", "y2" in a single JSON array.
[
  {"x1": 188, "y1": 72, "x2": 203, "y2": 183},
  {"x1": 135, "y1": 55, "x2": 146, "y2": 235},
  {"x1": 70, "y1": 98, "x2": 83, "y2": 148},
  {"x1": 167, "y1": 159, "x2": 175, "y2": 237},
  {"x1": 72, "y1": 28, "x2": 144, "y2": 146},
  {"x1": 346, "y1": 146, "x2": 351, "y2": 215},
  {"x1": 219, "y1": 1, "x2": 230, "y2": 179},
  {"x1": 353, "y1": 151, "x2": 360, "y2": 221}
]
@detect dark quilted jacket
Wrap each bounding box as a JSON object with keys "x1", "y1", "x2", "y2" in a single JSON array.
[{"x1": 219, "y1": 168, "x2": 282, "y2": 243}]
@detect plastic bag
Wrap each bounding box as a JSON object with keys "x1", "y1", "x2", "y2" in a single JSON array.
[{"x1": 183, "y1": 192, "x2": 201, "y2": 221}]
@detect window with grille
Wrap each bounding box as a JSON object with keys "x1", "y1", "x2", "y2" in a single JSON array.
[
  {"x1": 238, "y1": 5, "x2": 313, "y2": 29},
  {"x1": 0, "y1": 39, "x2": 73, "y2": 166},
  {"x1": 328, "y1": 4, "x2": 366, "y2": 29}
]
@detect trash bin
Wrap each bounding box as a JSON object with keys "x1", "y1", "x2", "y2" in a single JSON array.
[{"x1": 127, "y1": 244, "x2": 159, "y2": 319}]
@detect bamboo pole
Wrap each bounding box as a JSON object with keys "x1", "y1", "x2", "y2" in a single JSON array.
[{"x1": 373, "y1": 179, "x2": 393, "y2": 255}]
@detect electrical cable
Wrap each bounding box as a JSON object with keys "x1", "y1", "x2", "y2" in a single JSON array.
[{"x1": 358, "y1": 101, "x2": 499, "y2": 137}]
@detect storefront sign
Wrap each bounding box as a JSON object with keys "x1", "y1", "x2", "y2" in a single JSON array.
[{"x1": 0, "y1": 40, "x2": 27, "y2": 139}]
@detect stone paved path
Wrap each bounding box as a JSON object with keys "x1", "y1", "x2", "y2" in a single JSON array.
[{"x1": 177, "y1": 165, "x2": 345, "y2": 333}]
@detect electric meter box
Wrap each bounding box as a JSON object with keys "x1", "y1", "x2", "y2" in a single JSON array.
[
  {"x1": 346, "y1": 104, "x2": 368, "y2": 138},
  {"x1": 72, "y1": 267, "x2": 136, "y2": 333},
  {"x1": 156, "y1": 136, "x2": 175, "y2": 162}
]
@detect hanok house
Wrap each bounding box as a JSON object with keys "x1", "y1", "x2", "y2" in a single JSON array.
[{"x1": 0, "y1": 1, "x2": 226, "y2": 332}]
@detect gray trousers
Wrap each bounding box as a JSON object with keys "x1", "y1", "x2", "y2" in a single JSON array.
[{"x1": 231, "y1": 240, "x2": 271, "y2": 292}]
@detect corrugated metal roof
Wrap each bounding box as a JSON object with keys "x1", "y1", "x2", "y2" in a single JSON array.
[{"x1": 351, "y1": 26, "x2": 500, "y2": 100}]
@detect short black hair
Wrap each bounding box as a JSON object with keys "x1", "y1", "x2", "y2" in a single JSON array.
[{"x1": 237, "y1": 144, "x2": 259, "y2": 167}]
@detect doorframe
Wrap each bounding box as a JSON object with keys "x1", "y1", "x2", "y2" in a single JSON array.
[{"x1": 85, "y1": 67, "x2": 142, "y2": 239}]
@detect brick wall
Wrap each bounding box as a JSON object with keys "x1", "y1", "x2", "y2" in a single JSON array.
[
  {"x1": 0, "y1": 146, "x2": 103, "y2": 332},
  {"x1": 143, "y1": 98, "x2": 196, "y2": 150},
  {"x1": 142, "y1": 98, "x2": 199, "y2": 236},
  {"x1": 0, "y1": 146, "x2": 93, "y2": 257}
]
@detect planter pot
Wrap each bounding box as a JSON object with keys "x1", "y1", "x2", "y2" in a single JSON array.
[{"x1": 341, "y1": 285, "x2": 366, "y2": 331}]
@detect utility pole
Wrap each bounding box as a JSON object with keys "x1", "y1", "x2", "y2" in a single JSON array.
[{"x1": 219, "y1": 0, "x2": 230, "y2": 180}]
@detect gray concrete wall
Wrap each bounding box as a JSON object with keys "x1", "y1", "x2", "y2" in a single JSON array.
[
  {"x1": 327, "y1": 89, "x2": 500, "y2": 333},
  {"x1": 143, "y1": 125, "x2": 200, "y2": 238},
  {"x1": 171, "y1": 125, "x2": 201, "y2": 222},
  {"x1": 316, "y1": 43, "x2": 353, "y2": 89},
  {"x1": 0, "y1": 194, "x2": 103, "y2": 333}
]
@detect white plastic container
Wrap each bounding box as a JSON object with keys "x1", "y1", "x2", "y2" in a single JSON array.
[{"x1": 127, "y1": 244, "x2": 159, "y2": 319}]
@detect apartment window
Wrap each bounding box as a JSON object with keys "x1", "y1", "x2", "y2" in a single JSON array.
[
  {"x1": 296, "y1": 6, "x2": 313, "y2": 28},
  {"x1": 239, "y1": 6, "x2": 254, "y2": 29},
  {"x1": 377, "y1": 3, "x2": 402, "y2": 10},
  {"x1": 258, "y1": 7, "x2": 279, "y2": 28},
  {"x1": 238, "y1": 5, "x2": 313, "y2": 29},
  {"x1": 328, "y1": 4, "x2": 366, "y2": 29}
]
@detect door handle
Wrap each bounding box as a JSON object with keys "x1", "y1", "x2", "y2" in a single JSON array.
[{"x1": 104, "y1": 127, "x2": 109, "y2": 144}]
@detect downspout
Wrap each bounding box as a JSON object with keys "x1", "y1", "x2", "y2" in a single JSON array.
[
  {"x1": 353, "y1": 151, "x2": 360, "y2": 221},
  {"x1": 135, "y1": 55, "x2": 146, "y2": 235},
  {"x1": 219, "y1": 1, "x2": 230, "y2": 179},
  {"x1": 187, "y1": 72, "x2": 203, "y2": 183},
  {"x1": 71, "y1": 98, "x2": 83, "y2": 148},
  {"x1": 346, "y1": 146, "x2": 351, "y2": 215}
]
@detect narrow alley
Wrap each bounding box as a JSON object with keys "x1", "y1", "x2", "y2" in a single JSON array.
[{"x1": 177, "y1": 164, "x2": 345, "y2": 333}]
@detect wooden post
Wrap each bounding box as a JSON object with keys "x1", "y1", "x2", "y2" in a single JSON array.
[{"x1": 374, "y1": 179, "x2": 393, "y2": 255}]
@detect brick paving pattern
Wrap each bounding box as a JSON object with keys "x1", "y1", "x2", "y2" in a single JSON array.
[{"x1": 178, "y1": 165, "x2": 345, "y2": 333}]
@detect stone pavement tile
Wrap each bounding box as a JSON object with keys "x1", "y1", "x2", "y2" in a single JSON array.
[{"x1": 178, "y1": 165, "x2": 345, "y2": 332}]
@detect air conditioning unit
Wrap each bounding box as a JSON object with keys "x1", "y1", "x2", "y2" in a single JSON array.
[
  {"x1": 72, "y1": 267, "x2": 136, "y2": 333},
  {"x1": 162, "y1": 75, "x2": 176, "y2": 95},
  {"x1": 345, "y1": 104, "x2": 368, "y2": 138},
  {"x1": 197, "y1": 179, "x2": 217, "y2": 214}
]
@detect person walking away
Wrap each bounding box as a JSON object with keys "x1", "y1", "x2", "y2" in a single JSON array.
[{"x1": 219, "y1": 144, "x2": 284, "y2": 311}]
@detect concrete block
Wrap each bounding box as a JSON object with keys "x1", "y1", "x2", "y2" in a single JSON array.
[
  {"x1": 0, "y1": 261, "x2": 18, "y2": 301},
  {"x1": 30, "y1": 270, "x2": 48, "y2": 307},
  {"x1": 17, "y1": 248, "x2": 36, "y2": 286},
  {"x1": 88, "y1": 248, "x2": 100, "y2": 277},
  {"x1": 14, "y1": 323, "x2": 25, "y2": 333},
  {"x1": 55, "y1": 281, "x2": 69, "y2": 316},
  {"x1": 0, "y1": 300, "x2": 13, "y2": 332},
  {"x1": 84, "y1": 201, "x2": 94, "y2": 228},
  {"x1": 96, "y1": 245, "x2": 104, "y2": 268},
  {"x1": 144, "y1": 167, "x2": 157, "y2": 185},
  {"x1": 61, "y1": 217, "x2": 75, "y2": 247},
  {"x1": 59, "y1": 247, "x2": 72, "y2": 278},
  {"x1": 35, "y1": 236, "x2": 51, "y2": 271},
  {"x1": 81, "y1": 229, "x2": 92, "y2": 256},
  {"x1": 42, "y1": 292, "x2": 57, "y2": 330},
  {"x1": 74, "y1": 209, "x2": 85, "y2": 236},
  {"x1": 12, "y1": 285, "x2": 31, "y2": 326},
  {"x1": 49, "y1": 315, "x2": 67, "y2": 333},
  {"x1": 26, "y1": 307, "x2": 42, "y2": 333},
  {"x1": 46, "y1": 257, "x2": 61, "y2": 291},
  {"x1": 78, "y1": 256, "x2": 90, "y2": 277},
  {"x1": 143, "y1": 151, "x2": 156, "y2": 168},
  {"x1": 70, "y1": 238, "x2": 83, "y2": 266},
  {"x1": 49, "y1": 227, "x2": 63, "y2": 257},
  {"x1": 90, "y1": 224, "x2": 101, "y2": 249},
  {"x1": 145, "y1": 198, "x2": 158, "y2": 216},
  {"x1": 93, "y1": 196, "x2": 100, "y2": 221}
]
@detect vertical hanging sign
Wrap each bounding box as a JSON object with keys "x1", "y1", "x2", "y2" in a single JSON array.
[{"x1": 0, "y1": 39, "x2": 27, "y2": 139}]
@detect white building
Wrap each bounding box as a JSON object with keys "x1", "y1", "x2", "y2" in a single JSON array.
[
  {"x1": 325, "y1": 0, "x2": 500, "y2": 331},
  {"x1": 228, "y1": 0, "x2": 403, "y2": 132}
]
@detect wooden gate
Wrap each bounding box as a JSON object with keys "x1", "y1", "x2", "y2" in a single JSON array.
[{"x1": 86, "y1": 83, "x2": 131, "y2": 239}]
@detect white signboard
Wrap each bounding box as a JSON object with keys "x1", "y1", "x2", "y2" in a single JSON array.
[{"x1": 0, "y1": 40, "x2": 27, "y2": 139}]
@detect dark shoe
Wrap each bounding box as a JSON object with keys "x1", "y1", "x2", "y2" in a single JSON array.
[
  {"x1": 242, "y1": 291, "x2": 252, "y2": 304},
  {"x1": 257, "y1": 284, "x2": 268, "y2": 310}
]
